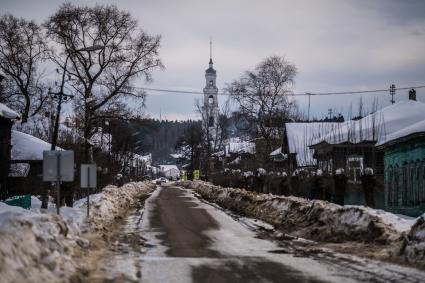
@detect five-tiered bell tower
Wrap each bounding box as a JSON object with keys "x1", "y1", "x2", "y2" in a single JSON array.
[{"x1": 202, "y1": 39, "x2": 219, "y2": 140}]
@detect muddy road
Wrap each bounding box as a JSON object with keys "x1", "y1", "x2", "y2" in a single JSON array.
[{"x1": 84, "y1": 184, "x2": 425, "y2": 282}]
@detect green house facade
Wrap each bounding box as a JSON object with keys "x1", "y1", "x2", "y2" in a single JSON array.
[{"x1": 379, "y1": 128, "x2": 425, "y2": 216}]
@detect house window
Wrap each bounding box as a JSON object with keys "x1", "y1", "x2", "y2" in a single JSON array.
[
  {"x1": 209, "y1": 80, "x2": 214, "y2": 87},
  {"x1": 208, "y1": 95, "x2": 214, "y2": 105},
  {"x1": 209, "y1": 116, "x2": 214, "y2": 127},
  {"x1": 346, "y1": 156, "x2": 363, "y2": 183}
]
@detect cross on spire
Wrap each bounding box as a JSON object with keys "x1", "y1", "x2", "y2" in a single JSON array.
[
  {"x1": 210, "y1": 37, "x2": 212, "y2": 59},
  {"x1": 209, "y1": 37, "x2": 213, "y2": 65}
]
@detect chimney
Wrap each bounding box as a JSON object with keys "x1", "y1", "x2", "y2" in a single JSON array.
[{"x1": 409, "y1": 89, "x2": 416, "y2": 101}]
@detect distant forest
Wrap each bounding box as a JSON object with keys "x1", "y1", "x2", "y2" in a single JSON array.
[{"x1": 110, "y1": 118, "x2": 196, "y2": 165}]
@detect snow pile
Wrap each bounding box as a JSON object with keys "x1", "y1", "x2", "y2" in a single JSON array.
[
  {"x1": 401, "y1": 214, "x2": 425, "y2": 263},
  {"x1": 179, "y1": 181, "x2": 402, "y2": 244},
  {"x1": 0, "y1": 182, "x2": 155, "y2": 282},
  {"x1": 0, "y1": 203, "x2": 80, "y2": 283},
  {"x1": 82, "y1": 182, "x2": 155, "y2": 231}
]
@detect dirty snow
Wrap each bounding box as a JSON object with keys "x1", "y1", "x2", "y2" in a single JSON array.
[
  {"x1": 178, "y1": 180, "x2": 425, "y2": 268},
  {"x1": 180, "y1": 181, "x2": 405, "y2": 243},
  {"x1": 401, "y1": 213, "x2": 425, "y2": 263},
  {"x1": 0, "y1": 182, "x2": 155, "y2": 282}
]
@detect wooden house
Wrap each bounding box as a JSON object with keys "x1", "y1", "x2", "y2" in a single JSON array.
[
  {"x1": 310, "y1": 100, "x2": 425, "y2": 181},
  {"x1": 0, "y1": 103, "x2": 20, "y2": 199},
  {"x1": 276, "y1": 122, "x2": 342, "y2": 174},
  {"x1": 309, "y1": 99, "x2": 425, "y2": 209},
  {"x1": 377, "y1": 120, "x2": 425, "y2": 216}
]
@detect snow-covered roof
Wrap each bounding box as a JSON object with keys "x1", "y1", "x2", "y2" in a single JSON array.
[
  {"x1": 130, "y1": 153, "x2": 152, "y2": 167},
  {"x1": 170, "y1": 153, "x2": 185, "y2": 159},
  {"x1": 134, "y1": 153, "x2": 151, "y2": 162},
  {"x1": 159, "y1": 164, "x2": 179, "y2": 171},
  {"x1": 11, "y1": 130, "x2": 61, "y2": 160},
  {"x1": 286, "y1": 122, "x2": 342, "y2": 167},
  {"x1": 270, "y1": 147, "x2": 282, "y2": 156},
  {"x1": 313, "y1": 100, "x2": 425, "y2": 146},
  {"x1": 225, "y1": 137, "x2": 255, "y2": 157},
  {"x1": 377, "y1": 119, "x2": 425, "y2": 146},
  {"x1": 0, "y1": 103, "x2": 20, "y2": 120}
]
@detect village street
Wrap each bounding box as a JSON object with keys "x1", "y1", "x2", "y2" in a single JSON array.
[{"x1": 87, "y1": 184, "x2": 425, "y2": 283}]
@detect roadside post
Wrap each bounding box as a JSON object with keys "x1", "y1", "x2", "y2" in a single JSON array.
[
  {"x1": 43, "y1": 150, "x2": 74, "y2": 215},
  {"x1": 81, "y1": 164, "x2": 97, "y2": 218}
]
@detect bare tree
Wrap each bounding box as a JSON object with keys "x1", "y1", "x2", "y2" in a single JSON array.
[
  {"x1": 195, "y1": 97, "x2": 231, "y2": 176},
  {"x1": 226, "y1": 56, "x2": 297, "y2": 154},
  {"x1": 45, "y1": 3, "x2": 164, "y2": 161},
  {"x1": 175, "y1": 122, "x2": 203, "y2": 180},
  {"x1": 0, "y1": 14, "x2": 49, "y2": 122}
]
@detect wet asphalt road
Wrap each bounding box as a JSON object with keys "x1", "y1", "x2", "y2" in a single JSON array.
[{"x1": 140, "y1": 185, "x2": 333, "y2": 283}]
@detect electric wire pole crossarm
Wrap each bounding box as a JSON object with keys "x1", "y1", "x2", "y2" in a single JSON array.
[{"x1": 49, "y1": 45, "x2": 105, "y2": 150}]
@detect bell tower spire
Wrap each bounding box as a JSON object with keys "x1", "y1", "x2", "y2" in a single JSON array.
[{"x1": 209, "y1": 37, "x2": 213, "y2": 65}]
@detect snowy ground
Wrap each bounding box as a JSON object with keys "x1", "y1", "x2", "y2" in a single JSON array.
[
  {"x1": 178, "y1": 180, "x2": 425, "y2": 267},
  {"x1": 0, "y1": 182, "x2": 155, "y2": 283}
]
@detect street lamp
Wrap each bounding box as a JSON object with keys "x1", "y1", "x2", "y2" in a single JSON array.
[{"x1": 50, "y1": 45, "x2": 104, "y2": 150}]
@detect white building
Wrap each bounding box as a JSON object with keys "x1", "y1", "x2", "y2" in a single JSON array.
[
  {"x1": 202, "y1": 40, "x2": 220, "y2": 141},
  {"x1": 158, "y1": 164, "x2": 180, "y2": 180}
]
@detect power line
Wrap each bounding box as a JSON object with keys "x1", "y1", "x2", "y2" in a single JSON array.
[{"x1": 135, "y1": 85, "x2": 425, "y2": 96}]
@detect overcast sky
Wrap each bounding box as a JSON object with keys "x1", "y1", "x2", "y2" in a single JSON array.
[{"x1": 2, "y1": 0, "x2": 425, "y2": 120}]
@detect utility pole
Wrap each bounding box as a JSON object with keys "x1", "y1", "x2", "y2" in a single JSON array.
[
  {"x1": 48, "y1": 86, "x2": 73, "y2": 150},
  {"x1": 389, "y1": 84, "x2": 396, "y2": 104},
  {"x1": 328, "y1": 108, "x2": 333, "y2": 120},
  {"x1": 306, "y1": 92, "x2": 314, "y2": 121}
]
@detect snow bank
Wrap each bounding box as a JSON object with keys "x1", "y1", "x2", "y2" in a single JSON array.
[
  {"x1": 83, "y1": 182, "x2": 155, "y2": 231},
  {"x1": 0, "y1": 182, "x2": 155, "y2": 282},
  {"x1": 179, "y1": 181, "x2": 402, "y2": 244},
  {"x1": 401, "y1": 214, "x2": 425, "y2": 263},
  {"x1": 0, "y1": 202, "x2": 80, "y2": 283}
]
